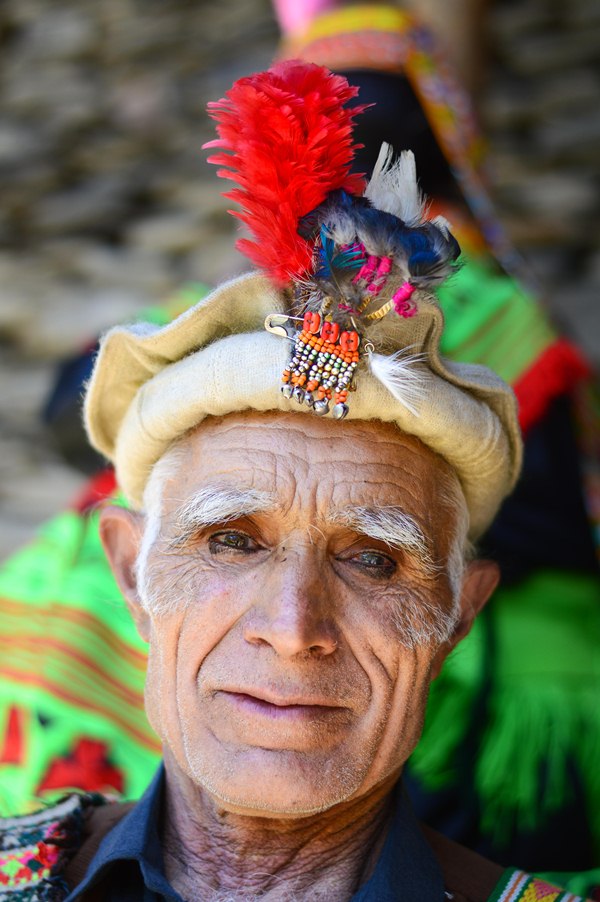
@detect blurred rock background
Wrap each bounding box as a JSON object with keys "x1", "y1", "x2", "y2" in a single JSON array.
[{"x1": 0, "y1": 0, "x2": 598, "y2": 556}]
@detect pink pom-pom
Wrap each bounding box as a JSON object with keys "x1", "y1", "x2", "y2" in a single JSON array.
[
  {"x1": 392, "y1": 282, "x2": 416, "y2": 317},
  {"x1": 353, "y1": 254, "x2": 378, "y2": 285},
  {"x1": 367, "y1": 256, "x2": 393, "y2": 294}
]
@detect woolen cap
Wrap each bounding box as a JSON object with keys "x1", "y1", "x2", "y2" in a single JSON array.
[{"x1": 85, "y1": 270, "x2": 521, "y2": 540}]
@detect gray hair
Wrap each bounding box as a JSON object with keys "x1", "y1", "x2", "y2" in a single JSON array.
[
  {"x1": 134, "y1": 441, "x2": 187, "y2": 613},
  {"x1": 402, "y1": 470, "x2": 472, "y2": 646}
]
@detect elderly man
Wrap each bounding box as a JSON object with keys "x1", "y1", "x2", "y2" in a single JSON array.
[
  {"x1": 0, "y1": 61, "x2": 586, "y2": 902},
  {"x1": 87, "y1": 408, "x2": 501, "y2": 900}
]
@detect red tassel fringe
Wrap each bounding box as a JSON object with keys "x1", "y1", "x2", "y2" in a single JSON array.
[
  {"x1": 73, "y1": 467, "x2": 117, "y2": 513},
  {"x1": 514, "y1": 338, "x2": 591, "y2": 434},
  {"x1": 204, "y1": 60, "x2": 367, "y2": 286}
]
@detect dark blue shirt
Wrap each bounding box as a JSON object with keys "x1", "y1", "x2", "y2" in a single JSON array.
[{"x1": 65, "y1": 766, "x2": 446, "y2": 901}]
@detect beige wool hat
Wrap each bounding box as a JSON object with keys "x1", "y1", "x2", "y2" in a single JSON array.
[
  {"x1": 84, "y1": 60, "x2": 522, "y2": 540},
  {"x1": 85, "y1": 269, "x2": 521, "y2": 540}
]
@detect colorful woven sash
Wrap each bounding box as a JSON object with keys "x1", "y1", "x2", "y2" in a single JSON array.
[{"x1": 489, "y1": 869, "x2": 586, "y2": 902}]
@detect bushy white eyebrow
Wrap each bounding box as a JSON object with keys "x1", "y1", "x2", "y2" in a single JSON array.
[
  {"x1": 329, "y1": 505, "x2": 437, "y2": 576},
  {"x1": 171, "y1": 484, "x2": 277, "y2": 542}
]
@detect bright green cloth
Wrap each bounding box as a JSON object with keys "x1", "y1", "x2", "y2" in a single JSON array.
[
  {"x1": 438, "y1": 257, "x2": 555, "y2": 385},
  {"x1": 409, "y1": 569, "x2": 600, "y2": 851},
  {"x1": 0, "y1": 506, "x2": 159, "y2": 814}
]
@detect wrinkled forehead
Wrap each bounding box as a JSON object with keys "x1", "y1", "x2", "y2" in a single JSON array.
[{"x1": 157, "y1": 411, "x2": 456, "y2": 536}]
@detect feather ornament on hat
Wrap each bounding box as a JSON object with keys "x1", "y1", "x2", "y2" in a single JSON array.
[{"x1": 204, "y1": 60, "x2": 461, "y2": 420}]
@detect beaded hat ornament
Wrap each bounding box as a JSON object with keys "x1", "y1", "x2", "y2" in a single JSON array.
[{"x1": 204, "y1": 60, "x2": 460, "y2": 419}]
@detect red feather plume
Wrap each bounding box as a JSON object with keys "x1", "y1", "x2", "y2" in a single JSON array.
[{"x1": 203, "y1": 60, "x2": 367, "y2": 287}]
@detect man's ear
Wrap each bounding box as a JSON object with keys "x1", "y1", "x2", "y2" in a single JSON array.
[
  {"x1": 99, "y1": 505, "x2": 151, "y2": 642},
  {"x1": 431, "y1": 559, "x2": 500, "y2": 679}
]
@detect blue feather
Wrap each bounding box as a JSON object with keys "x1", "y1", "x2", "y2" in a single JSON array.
[
  {"x1": 408, "y1": 249, "x2": 441, "y2": 274},
  {"x1": 333, "y1": 245, "x2": 365, "y2": 271},
  {"x1": 305, "y1": 189, "x2": 460, "y2": 289},
  {"x1": 316, "y1": 230, "x2": 333, "y2": 278},
  {"x1": 316, "y1": 225, "x2": 364, "y2": 279}
]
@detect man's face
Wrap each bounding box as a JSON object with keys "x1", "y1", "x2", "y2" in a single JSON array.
[{"x1": 103, "y1": 412, "x2": 495, "y2": 816}]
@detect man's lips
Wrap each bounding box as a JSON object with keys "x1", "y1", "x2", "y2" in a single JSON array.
[{"x1": 216, "y1": 689, "x2": 348, "y2": 722}]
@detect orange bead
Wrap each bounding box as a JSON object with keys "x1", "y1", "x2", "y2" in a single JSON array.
[
  {"x1": 321, "y1": 320, "x2": 340, "y2": 343},
  {"x1": 303, "y1": 310, "x2": 321, "y2": 334},
  {"x1": 340, "y1": 330, "x2": 360, "y2": 352}
]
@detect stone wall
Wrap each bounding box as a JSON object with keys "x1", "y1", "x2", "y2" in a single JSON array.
[
  {"x1": 0, "y1": 0, "x2": 598, "y2": 555},
  {"x1": 484, "y1": 0, "x2": 600, "y2": 355}
]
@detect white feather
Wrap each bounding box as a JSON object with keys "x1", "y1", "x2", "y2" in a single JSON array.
[
  {"x1": 324, "y1": 209, "x2": 358, "y2": 246},
  {"x1": 368, "y1": 349, "x2": 428, "y2": 417},
  {"x1": 364, "y1": 144, "x2": 426, "y2": 226},
  {"x1": 432, "y1": 213, "x2": 453, "y2": 235}
]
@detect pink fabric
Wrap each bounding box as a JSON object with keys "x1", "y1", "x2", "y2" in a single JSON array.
[
  {"x1": 392, "y1": 282, "x2": 417, "y2": 317},
  {"x1": 272, "y1": 0, "x2": 340, "y2": 36},
  {"x1": 367, "y1": 256, "x2": 392, "y2": 294},
  {"x1": 353, "y1": 254, "x2": 379, "y2": 284}
]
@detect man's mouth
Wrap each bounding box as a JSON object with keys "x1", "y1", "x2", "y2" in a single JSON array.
[{"x1": 217, "y1": 689, "x2": 347, "y2": 722}]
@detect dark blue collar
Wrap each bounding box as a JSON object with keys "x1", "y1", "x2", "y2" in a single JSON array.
[
  {"x1": 353, "y1": 782, "x2": 446, "y2": 901},
  {"x1": 65, "y1": 766, "x2": 183, "y2": 902},
  {"x1": 66, "y1": 765, "x2": 445, "y2": 901}
]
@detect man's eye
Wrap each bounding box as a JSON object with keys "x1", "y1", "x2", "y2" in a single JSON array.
[
  {"x1": 348, "y1": 550, "x2": 396, "y2": 578},
  {"x1": 208, "y1": 532, "x2": 260, "y2": 554}
]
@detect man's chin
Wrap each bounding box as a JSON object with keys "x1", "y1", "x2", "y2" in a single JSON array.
[
  {"x1": 200, "y1": 784, "x2": 357, "y2": 819},
  {"x1": 185, "y1": 745, "x2": 365, "y2": 818}
]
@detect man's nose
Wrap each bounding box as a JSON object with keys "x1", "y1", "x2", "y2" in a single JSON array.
[{"x1": 243, "y1": 553, "x2": 338, "y2": 658}]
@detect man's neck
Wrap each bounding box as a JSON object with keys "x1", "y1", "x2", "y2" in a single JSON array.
[{"x1": 161, "y1": 755, "x2": 397, "y2": 902}]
